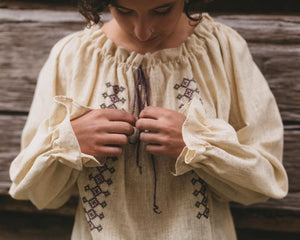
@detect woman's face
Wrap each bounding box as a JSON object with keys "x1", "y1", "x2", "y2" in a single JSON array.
[{"x1": 109, "y1": 0, "x2": 185, "y2": 52}]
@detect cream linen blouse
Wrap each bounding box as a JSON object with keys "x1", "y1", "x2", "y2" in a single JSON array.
[{"x1": 9, "y1": 14, "x2": 288, "y2": 240}]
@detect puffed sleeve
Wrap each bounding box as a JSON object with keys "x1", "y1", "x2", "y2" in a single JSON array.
[
  {"x1": 170, "y1": 23, "x2": 288, "y2": 205},
  {"x1": 9, "y1": 33, "x2": 100, "y2": 210}
]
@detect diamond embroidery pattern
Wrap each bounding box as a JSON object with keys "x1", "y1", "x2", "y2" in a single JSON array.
[
  {"x1": 82, "y1": 157, "x2": 118, "y2": 232},
  {"x1": 174, "y1": 78, "x2": 202, "y2": 109},
  {"x1": 191, "y1": 175, "x2": 209, "y2": 219},
  {"x1": 100, "y1": 82, "x2": 126, "y2": 109}
]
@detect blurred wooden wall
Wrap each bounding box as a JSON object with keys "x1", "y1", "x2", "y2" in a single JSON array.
[{"x1": 0, "y1": 1, "x2": 299, "y2": 239}]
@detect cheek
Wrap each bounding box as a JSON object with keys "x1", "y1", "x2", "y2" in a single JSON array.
[
  {"x1": 155, "y1": 15, "x2": 181, "y2": 34},
  {"x1": 117, "y1": 18, "x2": 136, "y2": 35},
  {"x1": 161, "y1": 7, "x2": 184, "y2": 30},
  {"x1": 110, "y1": 10, "x2": 134, "y2": 33}
]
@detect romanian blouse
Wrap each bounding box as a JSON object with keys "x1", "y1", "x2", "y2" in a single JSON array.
[{"x1": 9, "y1": 14, "x2": 288, "y2": 240}]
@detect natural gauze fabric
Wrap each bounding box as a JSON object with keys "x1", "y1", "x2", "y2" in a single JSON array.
[{"x1": 9, "y1": 14, "x2": 288, "y2": 240}]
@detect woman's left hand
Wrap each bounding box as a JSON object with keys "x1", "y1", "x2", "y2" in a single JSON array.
[{"x1": 136, "y1": 106, "x2": 186, "y2": 159}]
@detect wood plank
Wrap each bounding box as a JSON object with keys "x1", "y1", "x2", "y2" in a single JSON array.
[
  {"x1": 216, "y1": 15, "x2": 300, "y2": 44},
  {"x1": 0, "y1": 194, "x2": 78, "y2": 216},
  {"x1": 249, "y1": 43, "x2": 300, "y2": 122},
  {"x1": 0, "y1": 20, "x2": 84, "y2": 113},
  {"x1": 231, "y1": 197, "x2": 300, "y2": 233},
  {"x1": 231, "y1": 192, "x2": 300, "y2": 212},
  {"x1": 236, "y1": 229, "x2": 300, "y2": 240},
  {"x1": 0, "y1": 10, "x2": 105, "y2": 113},
  {"x1": 0, "y1": 210, "x2": 74, "y2": 240},
  {"x1": 0, "y1": 9, "x2": 112, "y2": 23},
  {"x1": 0, "y1": 115, "x2": 26, "y2": 187},
  {"x1": 232, "y1": 208, "x2": 300, "y2": 233}
]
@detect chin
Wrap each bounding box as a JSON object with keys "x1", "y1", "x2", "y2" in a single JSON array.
[{"x1": 138, "y1": 38, "x2": 166, "y2": 50}]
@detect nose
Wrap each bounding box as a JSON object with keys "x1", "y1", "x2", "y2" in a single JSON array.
[{"x1": 134, "y1": 18, "x2": 153, "y2": 42}]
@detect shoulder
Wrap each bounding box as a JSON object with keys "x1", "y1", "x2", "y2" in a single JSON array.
[
  {"x1": 38, "y1": 25, "x2": 110, "y2": 90},
  {"x1": 48, "y1": 24, "x2": 109, "y2": 63},
  {"x1": 186, "y1": 13, "x2": 252, "y2": 70},
  {"x1": 193, "y1": 14, "x2": 248, "y2": 50}
]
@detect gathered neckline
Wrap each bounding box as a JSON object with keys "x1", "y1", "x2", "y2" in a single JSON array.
[{"x1": 83, "y1": 13, "x2": 214, "y2": 67}]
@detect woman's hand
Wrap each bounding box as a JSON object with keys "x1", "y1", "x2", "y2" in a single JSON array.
[
  {"x1": 136, "y1": 106, "x2": 186, "y2": 159},
  {"x1": 71, "y1": 109, "x2": 136, "y2": 157}
]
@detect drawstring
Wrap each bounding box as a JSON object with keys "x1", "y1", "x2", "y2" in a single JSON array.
[
  {"x1": 151, "y1": 154, "x2": 162, "y2": 214},
  {"x1": 131, "y1": 65, "x2": 162, "y2": 215},
  {"x1": 132, "y1": 66, "x2": 149, "y2": 118},
  {"x1": 132, "y1": 66, "x2": 149, "y2": 174}
]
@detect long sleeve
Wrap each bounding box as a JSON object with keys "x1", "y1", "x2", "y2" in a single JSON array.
[
  {"x1": 170, "y1": 24, "x2": 288, "y2": 205},
  {"x1": 9, "y1": 34, "x2": 99, "y2": 210}
]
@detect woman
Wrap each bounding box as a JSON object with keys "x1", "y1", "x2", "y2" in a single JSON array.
[{"x1": 9, "y1": 0, "x2": 288, "y2": 239}]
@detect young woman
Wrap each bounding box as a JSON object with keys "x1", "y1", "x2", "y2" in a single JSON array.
[{"x1": 9, "y1": 0, "x2": 288, "y2": 239}]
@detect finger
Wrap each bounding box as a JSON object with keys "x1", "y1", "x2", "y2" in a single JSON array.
[
  {"x1": 139, "y1": 132, "x2": 162, "y2": 144},
  {"x1": 99, "y1": 109, "x2": 136, "y2": 124},
  {"x1": 97, "y1": 133, "x2": 128, "y2": 146},
  {"x1": 139, "y1": 106, "x2": 162, "y2": 119},
  {"x1": 145, "y1": 144, "x2": 166, "y2": 156},
  {"x1": 135, "y1": 118, "x2": 160, "y2": 132},
  {"x1": 96, "y1": 145, "x2": 123, "y2": 157},
  {"x1": 105, "y1": 122, "x2": 135, "y2": 135}
]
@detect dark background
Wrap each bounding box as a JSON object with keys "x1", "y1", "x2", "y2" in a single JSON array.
[{"x1": 1, "y1": 0, "x2": 300, "y2": 12}]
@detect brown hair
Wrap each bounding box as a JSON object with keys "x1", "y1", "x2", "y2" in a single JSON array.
[{"x1": 78, "y1": 0, "x2": 213, "y2": 26}]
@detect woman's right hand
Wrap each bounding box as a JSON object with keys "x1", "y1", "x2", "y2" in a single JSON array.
[{"x1": 71, "y1": 109, "x2": 136, "y2": 157}]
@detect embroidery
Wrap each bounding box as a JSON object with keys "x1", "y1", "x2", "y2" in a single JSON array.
[
  {"x1": 82, "y1": 157, "x2": 118, "y2": 232},
  {"x1": 100, "y1": 82, "x2": 126, "y2": 109},
  {"x1": 174, "y1": 78, "x2": 202, "y2": 109},
  {"x1": 191, "y1": 174, "x2": 209, "y2": 219}
]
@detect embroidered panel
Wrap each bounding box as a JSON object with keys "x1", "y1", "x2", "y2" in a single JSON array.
[
  {"x1": 174, "y1": 77, "x2": 203, "y2": 109},
  {"x1": 82, "y1": 157, "x2": 118, "y2": 232},
  {"x1": 100, "y1": 82, "x2": 126, "y2": 109},
  {"x1": 191, "y1": 173, "x2": 209, "y2": 219}
]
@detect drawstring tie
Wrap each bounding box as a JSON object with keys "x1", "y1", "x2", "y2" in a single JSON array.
[
  {"x1": 131, "y1": 65, "x2": 162, "y2": 215},
  {"x1": 132, "y1": 66, "x2": 149, "y2": 174}
]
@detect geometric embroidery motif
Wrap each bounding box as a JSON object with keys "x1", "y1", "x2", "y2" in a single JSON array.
[
  {"x1": 174, "y1": 77, "x2": 202, "y2": 109},
  {"x1": 191, "y1": 174, "x2": 209, "y2": 219},
  {"x1": 82, "y1": 157, "x2": 118, "y2": 232},
  {"x1": 100, "y1": 82, "x2": 126, "y2": 109}
]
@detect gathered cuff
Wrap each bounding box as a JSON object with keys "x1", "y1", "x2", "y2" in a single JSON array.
[
  {"x1": 169, "y1": 97, "x2": 238, "y2": 176},
  {"x1": 50, "y1": 96, "x2": 102, "y2": 169}
]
